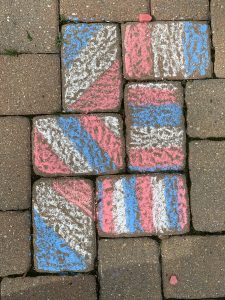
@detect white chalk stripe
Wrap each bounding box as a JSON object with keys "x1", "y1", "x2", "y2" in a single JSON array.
[
  {"x1": 102, "y1": 116, "x2": 121, "y2": 138},
  {"x1": 34, "y1": 182, "x2": 94, "y2": 261},
  {"x1": 112, "y1": 179, "x2": 128, "y2": 234},
  {"x1": 64, "y1": 25, "x2": 118, "y2": 105},
  {"x1": 130, "y1": 126, "x2": 184, "y2": 149},
  {"x1": 128, "y1": 82, "x2": 178, "y2": 91},
  {"x1": 151, "y1": 23, "x2": 186, "y2": 78},
  {"x1": 35, "y1": 118, "x2": 93, "y2": 174},
  {"x1": 151, "y1": 177, "x2": 170, "y2": 233}
]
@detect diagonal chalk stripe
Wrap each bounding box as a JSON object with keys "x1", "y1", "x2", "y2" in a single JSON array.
[
  {"x1": 102, "y1": 116, "x2": 121, "y2": 138},
  {"x1": 34, "y1": 182, "x2": 95, "y2": 262},
  {"x1": 35, "y1": 118, "x2": 93, "y2": 174},
  {"x1": 64, "y1": 25, "x2": 119, "y2": 105},
  {"x1": 130, "y1": 126, "x2": 184, "y2": 149}
]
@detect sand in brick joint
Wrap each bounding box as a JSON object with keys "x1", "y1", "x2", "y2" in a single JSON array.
[
  {"x1": 62, "y1": 24, "x2": 122, "y2": 113},
  {"x1": 32, "y1": 114, "x2": 125, "y2": 176},
  {"x1": 125, "y1": 82, "x2": 185, "y2": 172},
  {"x1": 33, "y1": 178, "x2": 96, "y2": 273},
  {"x1": 122, "y1": 21, "x2": 212, "y2": 80},
  {"x1": 97, "y1": 174, "x2": 189, "y2": 237}
]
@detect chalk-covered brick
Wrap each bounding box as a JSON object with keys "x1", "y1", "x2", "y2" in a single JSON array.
[
  {"x1": 1, "y1": 275, "x2": 97, "y2": 300},
  {"x1": 60, "y1": 0, "x2": 150, "y2": 23},
  {"x1": 125, "y1": 82, "x2": 185, "y2": 172},
  {"x1": 0, "y1": 212, "x2": 30, "y2": 277},
  {"x1": 33, "y1": 178, "x2": 96, "y2": 272},
  {"x1": 162, "y1": 236, "x2": 225, "y2": 299},
  {"x1": 151, "y1": 0, "x2": 209, "y2": 21},
  {"x1": 211, "y1": 0, "x2": 225, "y2": 77},
  {"x1": 62, "y1": 24, "x2": 122, "y2": 113},
  {"x1": 97, "y1": 174, "x2": 189, "y2": 237},
  {"x1": 32, "y1": 114, "x2": 125, "y2": 176},
  {"x1": 122, "y1": 22, "x2": 212, "y2": 80},
  {"x1": 99, "y1": 238, "x2": 162, "y2": 300}
]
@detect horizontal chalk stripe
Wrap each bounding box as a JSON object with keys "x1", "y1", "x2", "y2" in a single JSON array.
[
  {"x1": 34, "y1": 182, "x2": 94, "y2": 261},
  {"x1": 64, "y1": 25, "x2": 118, "y2": 105},
  {"x1": 129, "y1": 126, "x2": 184, "y2": 149},
  {"x1": 35, "y1": 118, "x2": 92, "y2": 174},
  {"x1": 57, "y1": 117, "x2": 118, "y2": 173},
  {"x1": 129, "y1": 165, "x2": 183, "y2": 172},
  {"x1": 129, "y1": 104, "x2": 183, "y2": 127},
  {"x1": 129, "y1": 147, "x2": 185, "y2": 170}
]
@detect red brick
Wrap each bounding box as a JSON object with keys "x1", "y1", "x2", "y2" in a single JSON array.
[
  {"x1": 151, "y1": 0, "x2": 209, "y2": 20},
  {"x1": 60, "y1": 0, "x2": 150, "y2": 22},
  {"x1": 0, "y1": 117, "x2": 30, "y2": 210},
  {"x1": 0, "y1": 212, "x2": 30, "y2": 277},
  {"x1": 1, "y1": 275, "x2": 97, "y2": 300}
]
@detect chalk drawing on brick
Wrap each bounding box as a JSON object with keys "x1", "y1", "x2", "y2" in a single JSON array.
[
  {"x1": 33, "y1": 178, "x2": 96, "y2": 272},
  {"x1": 122, "y1": 21, "x2": 211, "y2": 80},
  {"x1": 125, "y1": 82, "x2": 185, "y2": 172},
  {"x1": 62, "y1": 24, "x2": 122, "y2": 113},
  {"x1": 32, "y1": 114, "x2": 125, "y2": 176},
  {"x1": 97, "y1": 174, "x2": 189, "y2": 237}
]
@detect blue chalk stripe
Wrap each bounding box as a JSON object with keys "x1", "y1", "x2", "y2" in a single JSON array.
[
  {"x1": 129, "y1": 104, "x2": 183, "y2": 127},
  {"x1": 96, "y1": 180, "x2": 104, "y2": 231},
  {"x1": 34, "y1": 210, "x2": 86, "y2": 272},
  {"x1": 122, "y1": 177, "x2": 143, "y2": 233},
  {"x1": 57, "y1": 117, "x2": 117, "y2": 174},
  {"x1": 163, "y1": 176, "x2": 180, "y2": 230},
  {"x1": 128, "y1": 165, "x2": 183, "y2": 172}
]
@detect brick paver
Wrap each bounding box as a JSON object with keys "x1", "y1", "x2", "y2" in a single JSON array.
[
  {"x1": 162, "y1": 236, "x2": 225, "y2": 299},
  {"x1": 0, "y1": 0, "x2": 58, "y2": 53},
  {"x1": 60, "y1": 0, "x2": 150, "y2": 23},
  {"x1": 189, "y1": 141, "x2": 225, "y2": 232},
  {"x1": 0, "y1": 117, "x2": 30, "y2": 210},
  {"x1": 186, "y1": 79, "x2": 225, "y2": 138},
  {"x1": 32, "y1": 114, "x2": 125, "y2": 176},
  {"x1": 0, "y1": 55, "x2": 61, "y2": 115},
  {"x1": 122, "y1": 21, "x2": 212, "y2": 80},
  {"x1": 125, "y1": 82, "x2": 185, "y2": 172},
  {"x1": 97, "y1": 174, "x2": 189, "y2": 237},
  {"x1": 0, "y1": 212, "x2": 30, "y2": 276},
  {"x1": 98, "y1": 238, "x2": 162, "y2": 299},
  {"x1": 151, "y1": 0, "x2": 209, "y2": 20},
  {"x1": 33, "y1": 178, "x2": 96, "y2": 272},
  {"x1": 62, "y1": 24, "x2": 122, "y2": 113},
  {"x1": 211, "y1": 0, "x2": 225, "y2": 77},
  {"x1": 1, "y1": 275, "x2": 97, "y2": 300}
]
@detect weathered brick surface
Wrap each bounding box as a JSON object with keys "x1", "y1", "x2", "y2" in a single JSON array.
[
  {"x1": 0, "y1": 0, "x2": 58, "y2": 53},
  {"x1": 162, "y1": 236, "x2": 225, "y2": 299},
  {"x1": 62, "y1": 24, "x2": 122, "y2": 113},
  {"x1": 125, "y1": 82, "x2": 185, "y2": 172},
  {"x1": 32, "y1": 114, "x2": 125, "y2": 176},
  {"x1": 0, "y1": 117, "x2": 30, "y2": 210},
  {"x1": 186, "y1": 79, "x2": 225, "y2": 138},
  {"x1": 97, "y1": 174, "x2": 189, "y2": 237},
  {"x1": 151, "y1": 0, "x2": 209, "y2": 20},
  {"x1": 1, "y1": 275, "x2": 97, "y2": 300},
  {"x1": 0, "y1": 55, "x2": 61, "y2": 115},
  {"x1": 189, "y1": 141, "x2": 225, "y2": 232},
  {"x1": 0, "y1": 212, "x2": 30, "y2": 276},
  {"x1": 122, "y1": 22, "x2": 212, "y2": 80},
  {"x1": 98, "y1": 238, "x2": 162, "y2": 300},
  {"x1": 60, "y1": 0, "x2": 150, "y2": 22},
  {"x1": 33, "y1": 178, "x2": 96, "y2": 272},
  {"x1": 211, "y1": 0, "x2": 225, "y2": 77}
]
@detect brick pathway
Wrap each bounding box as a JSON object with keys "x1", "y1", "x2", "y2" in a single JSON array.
[{"x1": 1, "y1": 1, "x2": 225, "y2": 299}]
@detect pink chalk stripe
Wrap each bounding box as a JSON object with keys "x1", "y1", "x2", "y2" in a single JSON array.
[
  {"x1": 52, "y1": 180, "x2": 94, "y2": 219},
  {"x1": 33, "y1": 129, "x2": 72, "y2": 175},
  {"x1": 136, "y1": 176, "x2": 154, "y2": 233},
  {"x1": 129, "y1": 147, "x2": 185, "y2": 168},
  {"x1": 124, "y1": 23, "x2": 152, "y2": 79},
  {"x1": 127, "y1": 87, "x2": 177, "y2": 106},
  {"x1": 177, "y1": 176, "x2": 188, "y2": 230},
  {"x1": 101, "y1": 179, "x2": 114, "y2": 233},
  {"x1": 68, "y1": 60, "x2": 121, "y2": 113},
  {"x1": 79, "y1": 115, "x2": 123, "y2": 168}
]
